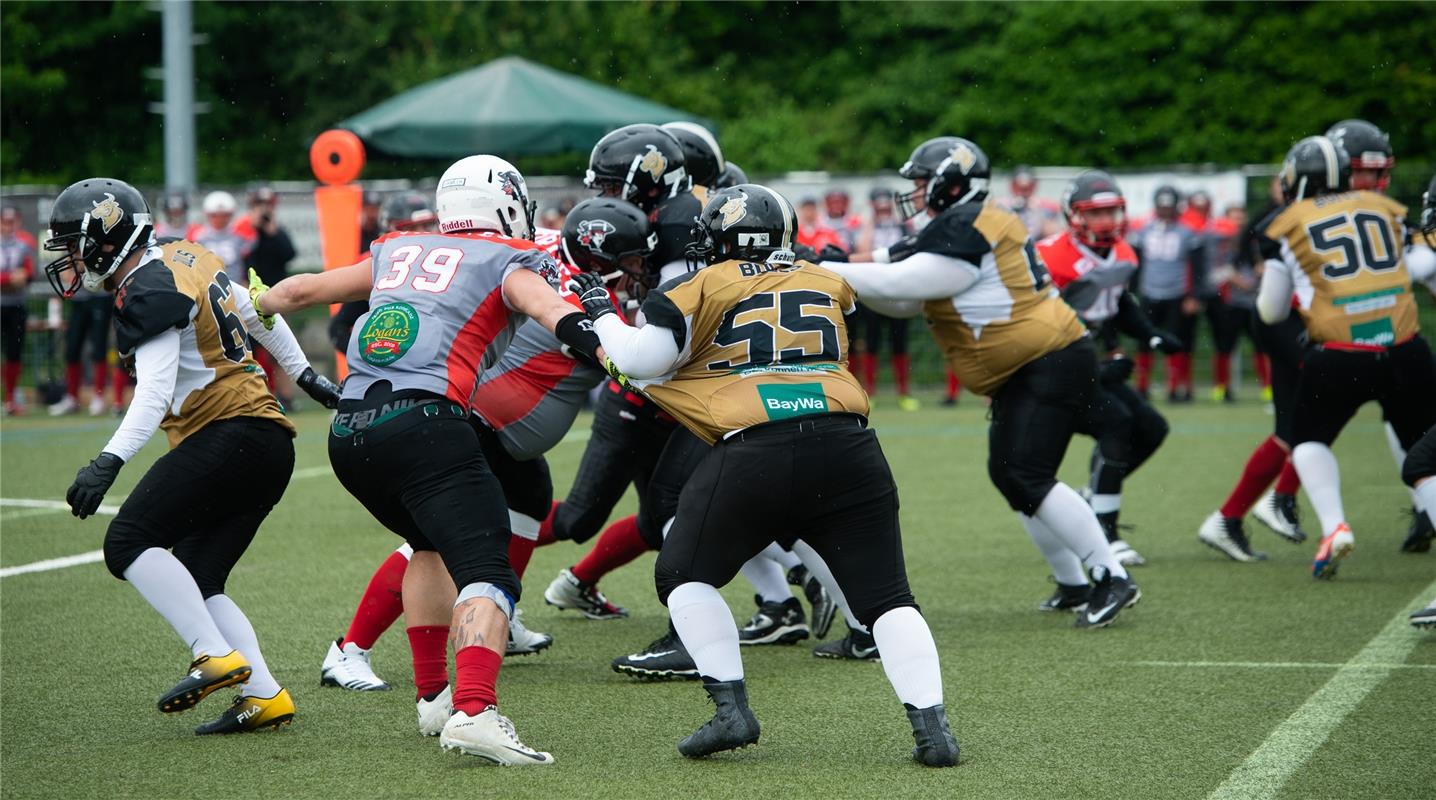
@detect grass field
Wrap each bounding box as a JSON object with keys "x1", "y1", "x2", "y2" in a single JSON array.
[{"x1": 2, "y1": 392, "x2": 1433, "y2": 800}]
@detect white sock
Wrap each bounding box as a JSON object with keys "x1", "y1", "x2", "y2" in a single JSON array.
[
  {"x1": 1293, "y1": 442, "x2": 1346, "y2": 537},
  {"x1": 791, "y1": 539, "x2": 864, "y2": 632},
  {"x1": 1415, "y1": 479, "x2": 1436, "y2": 526},
  {"x1": 123, "y1": 548, "x2": 230, "y2": 658},
  {"x1": 668, "y1": 582, "x2": 744, "y2": 682},
  {"x1": 1032, "y1": 484, "x2": 1127, "y2": 579},
  {"x1": 739, "y1": 552, "x2": 793, "y2": 604},
  {"x1": 872, "y1": 607, "x2": 943, "y2": 708},
  {"x1": 761, "y1": 542, "x2": 802, "y2": 571},
  {"x1": 508, "y1": 510, "x2": 541, "y2": 541},
  {"x1": 1090, "y1": 493, "x2": 1121, "y2": 514},
  {"x1": 205, "y1": 594, "x2": 281, "y2": 698},
  {"x1": 1020, "y1": 515, "x2": 1088, "y2": 586},
  {"x1": 1385, "y1": 423, "x2": 1423, "y2": 511}
]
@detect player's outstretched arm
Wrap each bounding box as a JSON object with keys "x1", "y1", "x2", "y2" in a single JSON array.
[
  {"x1": 568, "y1": 270, "x2": 681, "y2": 380},
  {"x1": 234, "y1": 275, "x2": 340, "y2": 408},
  {"x1": 505, "y1": 267, "x2": 607, "y2": 368},
  {"x1": 253, "y1": 259, "x2": 373, "y2": 320},
  {"x1": 821, "y1": 251, "x2": 978, "y2": 302}
]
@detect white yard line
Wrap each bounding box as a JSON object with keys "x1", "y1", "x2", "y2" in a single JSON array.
[
  {"x1": 0, "y1": 550, "x2": 105, "y2": 578},
  {"x1": 1127, "y1": 660, "x2": 1435, "y2": 670},
  {"x1": 1, "y1": 498, "x2": 123, "y2": 519},
  {"x1": 1205, "y1": 577, "x2": 1436, "y2": 800}
]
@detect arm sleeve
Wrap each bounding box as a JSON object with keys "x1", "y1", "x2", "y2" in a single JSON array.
[
  {"x1": 1257, "y1": 257, "x2": 1295, "y2": 323},
  {"x1": 234, "y1": 284, "x2": 311, "y2": 379},
  {"x1": 1114, "y1": 291, "x2": 1161, "y2": 340},
  {"x1": 592, "y1": 314, "x2": 683, "y2": 380},
  {"x1": 859, "y1": 296, "x2": 925, "y2": 318},
  {"x1": 101, "y1": 329, "x2": 180, "y2": 462},
  {"x1": 819, "y1": 251, "x2": 979, "y2": 301},
  {"x1": 1406, "y1": 244, "x2": 1436, "y2": 294}
]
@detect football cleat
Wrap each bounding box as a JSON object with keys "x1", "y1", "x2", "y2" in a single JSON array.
[
  {"x1": 417, "y1": 684, "x2": 454, "y2": 736},
  {"x1": 440, "y1": 706, "x2": 554, "y2": 765},
  {"x1": 87, "y1": 395, "x2": 108, "y2": 416},
  {"x1": 1410, "y1": 600, "x2": 1436, "y2": 629},
  {"x1": 1109, "y1": 539, "x2": 1147, "y2": 567},
  {"x1": 678, "y1": 679, "x2": 761, "y2": 758},
  {"x1": 320, "y1": 638, "x2": 390, "y2": 691},
  {"x1": 543, "y1": 568, "x2": 628, "y2": 620},
  {"x1": 813, "y1": 626, "x2": 880, "y2": 660},
  {"x1": 1399, "y1": 508, "x2": 1434, "y2": 553},
  {"x1": 1312, "y1": 523, "x2": 1355, "y2": 579},
  {"x1": 787, "y1": 565, "x2": 836, "y2": 639},
  {"x1": 1038, "y1": 581, "x2": 1091, "y2": 613},
  {"x1": 1075, "y1": 567, "x2": 1140, "y2": 630},
  {"x1": 506, "y1": 608, "x2": 554, "y2": 656},
  {"x1": 738, "y1": 595, "x2": 810, "y2": 645},
  {"x1": 1253, "y1": 491, "x2": 1307, "y2": 543},
  {"x1": 897, "y1": 395, "x2": 922, "y2": 412},
  {"x1": 158, "y1": 650, "x2": 252, "y2": 714},
  {"x1": 906, "y1": 703, "x2": 959, "y2": 767},
  {"x1": 47, "y1": 395, "x2": 78, "y2": 417},
  {"x1": 612, "y1": 626, "x2": 700, "y2": 680},
  {"x1": 1199, "y1": 512, "x2": 1267, "y2": 562},
  {"x1": 194, "y1": 689, "x2": 295, "y2": 735}
]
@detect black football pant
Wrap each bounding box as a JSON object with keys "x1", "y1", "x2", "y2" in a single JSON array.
[
  {"x1": 0, "y1": 305, "x2": 24, "y2": 362},
  {"x1": 638, "y1": 427, "x2": 710, "y2": 550},
  {"x1": 1292, "y1": 335, "x2": 1436, "y2": 450},
  {"x1": 105, "y1": 417, "x2": 294, "y2": 597},
  {"x1": 1077, "y1": 378, "x2": 1168, "y2": 497},
  {"x1": 1138, "y1": 298, "x2": 1196, "y2": 354},
  {"x1": 64, "y1": 295, "x2": 112, "y2": 365},
  {"x1": 653, "y1": 414, "x2": 915, "y2": 629},
  {"x1": 1252, "y1": 314, "x2": 1306, "y2": 444},
  {"x1": 470, "y1": 415, "x2": 554, "y2": 523},
  {"x1": 1401, "y1": 426, "x2": 1436, "y2": 488}
]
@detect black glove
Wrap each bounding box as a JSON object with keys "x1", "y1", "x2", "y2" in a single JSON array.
[
  {"x1": 67, "y1": 453, "x2": 124, "y2": 519},
  {"x1": 1149, "y1": 330, "x2": 1184, "y2": 355},
  {"x1": 297, "y1": 367, "x2": 342, "y2": 410},
  {"x1": 816, "y1": 244, "x2": 849, "y2": 263},
  {"x1": 567, "y1": 271, "x2": 615, "y2": 321},
  {"x1": 1098, "y1": 357, "x2": 1135, "y2": 386}
]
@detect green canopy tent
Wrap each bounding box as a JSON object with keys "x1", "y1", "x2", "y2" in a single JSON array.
[{"x1": 337, "y1": 56, "x2": 713, "y2": 159}]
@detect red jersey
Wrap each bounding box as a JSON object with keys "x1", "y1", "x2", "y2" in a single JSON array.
[
  {"x1": 797, "y1": 223, "x2": 845, "y2": 253},
  {"x1": 1037, "y1": 232, "x2": 1138, "y2": 325}
]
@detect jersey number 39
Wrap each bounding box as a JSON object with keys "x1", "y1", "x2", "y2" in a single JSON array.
[{"x1": 376, "y1": 245, "x2": 463, "y2": 293}]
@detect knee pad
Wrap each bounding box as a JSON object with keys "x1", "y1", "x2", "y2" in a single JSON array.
[
  {"x1": 987, "y1": 456, "x2": 1052, "y2": 516},
  {"x1": 102, "y1": 523, "x2": 148, "y2": 581},
  {"x1": 456, "y1": 581, "x2": 515, "y2": 620},
  {"x1": 853, "y1": 599, "x2": 920, "y2": 632},
  {"x1": 653, "y1": 554, "x2": 687, "y2": 607}
]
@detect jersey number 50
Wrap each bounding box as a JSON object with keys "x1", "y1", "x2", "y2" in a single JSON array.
[
  {"x1": 707, "y1": 290, "x2": 841, "y2": 371},
  {"x1": 1306, "y1": 212, "x2": 1401, "y2": 280}
]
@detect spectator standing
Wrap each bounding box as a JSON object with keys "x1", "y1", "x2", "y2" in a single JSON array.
[
  {"x1": 152, "y1": 192, "x2": 189, "y2": 239},
  {"x1": 1001, "y1": 165, "x2": 1062, "y2": 239},
  {"x1": 0, "y1": 206, "x2": 35, "y2": 414},
  {"x1": 1203, "y1": 202, "x2": 1265, "y2": 403},
  {"x1": 1129, "y1": 185, "x2": 1208, "y2": 402},
  {"x1": 47, "y1": 270, "x2": 113, "y2": 417},
  {"x1": 796, "y1": 197, "x2": 845, "y2": 253},
  {"x1": 187, "y1": 191, "x2": 254, "y2": 286},
  {"x1": 237, "y1": 186, "x2": 299, "y2": 408},
  {"x1": 358, "y1": 190, "x2": 383, "y2": 253},
  {"x1": 852, "y1": 188, "x2": 921, "y2": 410},
  {"x1": 822, "y1": 189, "x2": 865, "y2": 252}
]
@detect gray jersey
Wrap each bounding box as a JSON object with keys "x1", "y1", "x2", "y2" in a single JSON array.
[
  {"x1": 1131, "y1": 219, "x2": 1204, "y2": 301},
  {"x1": 0, "y1": 232, "x2": 35, "y2": 307},
  {"x1": 343, "y1": 231, "x2": 561, "y2": 407}
]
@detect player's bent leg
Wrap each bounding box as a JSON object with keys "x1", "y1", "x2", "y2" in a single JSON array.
[
  {"x1": 323, "y1": 545, "x2": 410, "y2": 692},
  {"x1": 669, "y1": 582, "x2": 760, "y2": 758},
  {"x1": 1294, "y1": 443, "x2": 1354, "y2": 579}
]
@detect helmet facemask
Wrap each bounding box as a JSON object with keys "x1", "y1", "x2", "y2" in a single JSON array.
[
  {"x1": 44, "y1": 210, "x2": 152, "y2": 297},
  {"x1": 1070, "y1": 201, "x2": 1127, "y2": 249}
]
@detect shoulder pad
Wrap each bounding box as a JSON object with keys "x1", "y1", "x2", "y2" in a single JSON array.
[{"x1": 113, "y1": 263, "x2": 195, "y2": 355}]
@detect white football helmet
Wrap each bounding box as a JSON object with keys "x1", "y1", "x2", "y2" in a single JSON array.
[
  {"x1": 436, "y1": 155, "x2": 537, "y2": 239},
  {"x1": 201, "y1": 190, "x2": 237, "y2": 215}
]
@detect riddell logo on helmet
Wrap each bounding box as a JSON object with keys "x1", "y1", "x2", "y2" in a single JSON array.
[
  {"x1": 91, "y1": 193, "x2": 124, "y2": 233},
  {"x1": 440, "y1": 219, "x2": 477, "y2": 233}
]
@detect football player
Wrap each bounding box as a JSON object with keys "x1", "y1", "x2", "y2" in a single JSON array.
[
  {"x1": 1037, "y1": 171, "x2": 1181, "y2": 569},
  {"x1": 572, "y1": 183, "x2": 958, "y2": 767},
  {"x1": 253, "y1": 155, "x2": 609, "y2": 764},
  {"x1": 821, "y1": 137, "x2": 1140, "y2": 628},
  {"x1": 1256, "y1": 138, "x2": 1436, "y2": 578},
  {"x1": 1411, "y1": 177, "x2": 1436, "y2": 626},
  {"x1": 328, "y1": 191, "x2": 439, "y2": 356},
  {"x1": 46, "y1": 178, "x2": 342, "y2": 734},
  {"x1": 1129, "y1": 185, "x2": 1208, "y2": 402}
]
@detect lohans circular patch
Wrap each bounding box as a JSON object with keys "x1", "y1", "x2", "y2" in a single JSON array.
[{"x1": 358, "y1": 302, "x2": 420, "y2": 366}]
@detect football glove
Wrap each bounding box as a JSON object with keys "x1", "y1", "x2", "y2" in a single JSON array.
[
  {"x1": 816, "y1": 244, "x2": 849, "y2": 263},
  {"x1": 297, "y1": 367, "x2": 342, "y2": 410},
  {"x1": 1098, "y1": 357, "x2": 1135, "y2": 386},
  {"x1": 248, "y1": 269, "x2": 275, "y2": 330},
  {"x1": 567, "y1": 271, "x2": 616, "y2": 321},
  {"x1": 66, "y1": 452, "x2": 124, "y2": 520},
  {"x1": 1149, "y1": 330, "x2": 1184, "y2": 355},
  {"x1": 602, "y1": 356, "x2": 632, "y2": 390}
]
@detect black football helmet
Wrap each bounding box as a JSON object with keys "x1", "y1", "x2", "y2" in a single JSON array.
[
  {"x1": 661, "y1": 122, "x2": 724, "y2": 189},
  {"x1": 45, "y1": 178, "x2": 154, "y2": 298},
  {"x1": 686, "y1": 184, "x2": 799, "y2": 269},
  {"x1": 381, "y1": 191, "x2": 437, "y2": 231},
  {"x1": 896, "y1": 136, "x2": 990, "y2": 219},
  {"x1": 713, "y1": 160, "x2": 749, "y2": 190},
  {"x1": 1062, "y1": 170, "x2": 1127, "y2": 248},
  {"x1": 1279, "y1": 136, "x2": 1350, "y2": 203},
  {"x1": 1420, "y1": 173, "x2": 1436, "y2": 248},
  {"x1": 584, "y1": 124, "x2": 687, "y2": 213},
  {"x1": 561, "y1": 197, "x2": 658, "y2": 287},
  {"x1": 1326, "y1": 119, "x2": 1393, "y2": 191}
]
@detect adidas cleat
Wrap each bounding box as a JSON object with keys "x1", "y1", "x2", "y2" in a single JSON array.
[
  {"x1": 543, "y1": 568, "x2": 628, "y2": 620},
  {"x1": 158, "y1": 650, "x2": 252, "y2": 714},
  {"x1": 417, "y1": 684, "x2": 454, "y2": 736},
  {"x1": 506, "y1": 608, "x2": 553, "y2": 656},
  {"x1": 1038, "y1": 581, "x2": 1091, "y2": 613},
  {"x1": 440, "y1": 707, "x2": 554, "y2": 765},
  {"x1": 678, "y1": 679, "x2": 761, "y2": 758},
  {"x1": 612, "y1": 628, "x2": 700, "y2": 681},
  {"x1": 320, "y1": 638, "x2": 390, "y2": 691},
  {"x1": 1312, "y1": 523, "x2": 1355, "y2": 579},
  {"x1": 1075, "y1": 567, "x2": 1140, "y2": 630},
  {"x1": 1400, "y1": 508, "x2": 1434, "y2": 553},
  {"x1": 738, "y1": 595, "x2": 809, "y2": 645},
  {"x1": 788, "y1": 565, "x2": 837, "y2": 639},
  {"x1": 1253, "y1": 491, "x2": 1307, "y2": 543},
  {"x1": 813, "y1": 626, "x2": 879, "y2": 660},
  {"x1": 906, "y1": 703, "x2": 959, "y2": 767},
  {"x1": 1199, "y1": 512, "x2": 1267, "y2": 562},
  {"x1": 194, "y1": 689, "x2": 295, "y2": 735}
]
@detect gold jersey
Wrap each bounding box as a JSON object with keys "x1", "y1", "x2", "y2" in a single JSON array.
[
  {"x1": 114, "y1": 241, "x2": 292, "y2": 448},
  {"x1": 915, "y1": 203, "x2": 1086, "y2": 395},
  {"x1": 634, "y1": 259, "x2": 869, "y2": 444},
  {"x1": 1265, "y1": 191, "x2": 1418, "y2": 346}
]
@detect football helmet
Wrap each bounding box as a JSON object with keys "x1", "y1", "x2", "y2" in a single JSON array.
[
  {"x1": 381, "y1": 191, "x2": 437, "y2": 232},
  {"x1": 896, "y1": 136, "x2": 990, "y2": 220},
  {"x1": 1325, "y1": 119, "x2": 1393, "y2": 191},
  {"x1": 45, "y1": 178, "x2": 154, "y2": 298},
  {"x1": 1278, "y1": 136, "x2": 1350, "y2": 203},
  {"x1": 686, "y1": 184, "x2": 799, "y2": 269},
  {"x1": 436, "y1": 155, "x2": 536, "y2": 239},
  {"x1": 584, "y1": 124, "x2": 687, "y2": 213},
  {"x1": 713, "y1": 161, "x2": 749, "y2": 190},
  {"x1": 1062, "y1": 170, "x2": 1127, "y2": 249},
  {"x1": 561, "y1": 197, "x2": 658, "y2": 289},
  {"x1": 202, "y1": 191, "x2": 237, "y2": 215},
  {"x1": 661, "y1": 122, "x2": 724, "y2": 189},
  {"x1": 1152, "y1": 184, "x2": 1181, "y2": 218}
]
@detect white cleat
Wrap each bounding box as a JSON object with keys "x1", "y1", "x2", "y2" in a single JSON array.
[
  {"x1": 320, "y1": 638, "x2": 391, "y2": 691},
  {"x1": 543, "y1": 568, "x2": 628, "y2": 619},
  {"x1": 87, "y1": 395, "x2": 108, "y2": 416},
  {"x1": 417, "y1": 684, "x2": 454, "y2": 736},
  {"x1": 1252, "y1": 490, "x2": 1306, "y2": 543},
  {"x1": 1199, "y1": 511, "x2": 1267, "y2": 562},
  {"x1": 440, "y1": 707, "x2": 554, "y2": 765},
  {"x1": 47, "y1": 395, "x2": 78, "y2": 416},
  {"x1": 1109, "y1": 539, "x2": 1147, "y2": 567},
  {"x1": 506, "y1": 608, "x2": 554, "y2": 656}
]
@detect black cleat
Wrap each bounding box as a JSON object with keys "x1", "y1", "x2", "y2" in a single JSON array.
[
  {"x1": 194, "y1": 689, "x2": 295, "y2": 735},
  {"x1": 813, "y1": 626, "x2": 880, "y2": 660},
  {"x1": 1038, "y1": 581, "x2": 1091, "y2": 612},
  {"x1": 1400, "y1": 508, "x2": 1434, "y2": 553},
  {"x1": 905, "y1": 703, "x2": 960, "y2": 767},
  {"x1": 158, "y1": 651, "x2": 252, "y2": 714},
  {"x1": 738, "y1": 595, "x2": 810, "y2": 645},
  {"x1": 611, "y1": 626, "x2": 700, "y2": 681},
  {"x1": 787, "y1": 565, "x2": 837, "y2": 639},
  {"x1": 678, "y1": 679, "x2": 761, "y2": 758},
  {"x1": 1411, "y1": 600, "x2": 1436, "y2": 629},
  {"x1": 1075, "y1": 567, "x2": 1140, "y2": 630}
]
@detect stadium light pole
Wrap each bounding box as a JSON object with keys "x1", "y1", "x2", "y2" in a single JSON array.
[{"x1": 160, "y1": 0, "x2": 197, "y2": 192}]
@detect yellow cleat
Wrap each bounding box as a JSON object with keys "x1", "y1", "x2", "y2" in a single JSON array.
[
  {"x1": 1211, "y1": 386, "x2": 1227, "y2": 403},
  {"x1": 194, "y1": 688, "x2": 295, "y2": 735},
  {"x1": 1260, "y1": 385, "x2": 1273, "y2": 403},
  {"x1": 158, "y1": 650, "x2": 252, "y2": 714},
  {"x1": 896, "y1": 395, "x2": 921, "y2": 412}
]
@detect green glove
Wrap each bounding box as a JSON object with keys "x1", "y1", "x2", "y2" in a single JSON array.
[
  {"x1": 603, "y1": 356, "x2": 632, "y2": 390},
  {"x1": 248, "y1": 268, "x2": 275, "y2": 330}
]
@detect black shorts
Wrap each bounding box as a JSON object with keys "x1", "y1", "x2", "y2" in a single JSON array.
[
  {"x1": 638, "y1": 427, "x2": 711, "y2": 549},
  {"x1": 988, "y1": 338, "x2": 1099, "y2": 514},
  {"x1": 469, "y1": 415, "x2": 553, "y2": 523},
  {"x1": 104, "y1": 416, "x2": 294, "y2": 597},
  {"x1": 1138, "y1": 297, "x2": 1196, "y2": 354},
  {"x1": 328, "y1": 387, "x2": 518, "y2": 599},
  {"x1": 1209, "y1": 302, "x2": 1258, "y2": 354},
  {"x1": 64, "y1": 296, "x2": 112, "y2": 365},
  {"x1": 1, "y1": 304, "x2": 25, "y2": 362},
  {"x1": 1252, "y1": 314, "x2": 1306, "y2": 443},
  {"x1": 653, "y1": 413, "x2": 915, "y2": 628},
  {"x1": 1292, "y1": 335, "x2": 1436, "y2": 449},
  {"x1": 1075, "y1": 376, "x2": 1169, "y2": 474}
]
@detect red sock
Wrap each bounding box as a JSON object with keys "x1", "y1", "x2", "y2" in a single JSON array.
[
  {"x1": 1135, "y1": 352, "x2": 1153, "y2": 393},
  {"x1": 571, "y1": 515, "x2": 649, "y2": 585},
  {"x1": 343, "y1": 550, "x2": 409, "y2": 650},
  {"x1": 92, "y1": 362, "x2": 108, "y2": 393},
  {"x1": 1254, "y1": 353, "x2": 1271, "y2": 388},
  {"x1": 254, "y1": 348, "x2": 277, "y2": 390},
  {"x1": 1213, "y1": 352, "x2": 1231, "y2": 389},
  {"x1": 537, "y1": 500, "x2": 560, "y2": 545},
  {"x1": 112, "y1": 366, "x2": 127, "y2": 407},
  {"x1": 2, "y1": 361, "x2": 19, "y2": 403},
  {"x1": 860, "y1": 353, "x2": 877, "y2": 395},
  {"x1": 1275, "y1": 458, "x2": 1301, "y2": 495},
  {"x1": 1165, "y1": 354, "x2": 1180, "y2": 392},
  {"x1": 507, "y1": 534, "x2": 537, "y2": 579},
  {"x1": 893, "y1": 354, "x2": 911, "y2": 396},
  {"x1": 1220, "y1": 436, "x2": 1287, "y2": 518},
  {"x1": 453, "y1": 646, "x2": 502, "y2": 716},
  {"x1": 65, "y1": 363, "x2": 81, "y2": 399},
  {"x1": 945, "y1": 370, "x2": 961, "y2": 400},
  {"x1": 406, "y1": 625, "x2": 450, "y2": 701}
]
